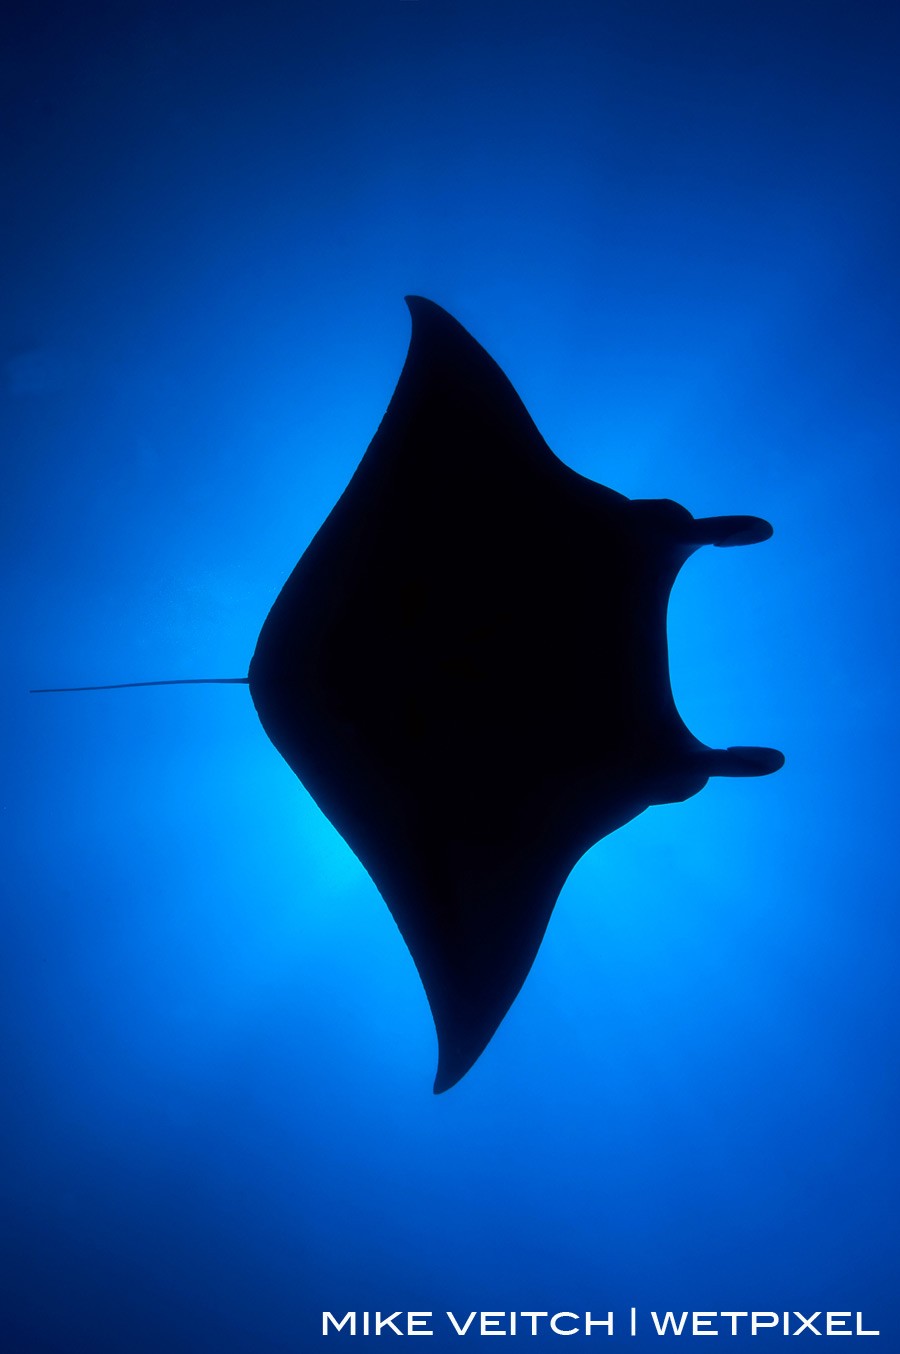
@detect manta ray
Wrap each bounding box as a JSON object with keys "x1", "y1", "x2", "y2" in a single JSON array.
[{"x1": 35, "y1": 297, "x2": 783, "y2": 1092}]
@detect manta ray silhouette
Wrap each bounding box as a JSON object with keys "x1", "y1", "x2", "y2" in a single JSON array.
[{"x1": 35, "y1": 297, "x2": 784, "y2": 1092}]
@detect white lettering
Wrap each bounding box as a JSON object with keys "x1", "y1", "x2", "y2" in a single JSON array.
[
  {"x1": 520, "y1": 1313, "x2": 549, "y2": 1335},
  {"x1": 651, "y1": 1312, "x2": 688, "y2": 1335},
  {"x1": 585, "y1": 1312, "x2": 614, "y2": 1334},
  {"x1": 793, "y1": 1312, "x2": 821, "y2": 1336},
  {"x1": 751, "y1": 1313, "x2": 779, "y2": 1334},
  {"x1": 376, "y1": 1313, "x2": 403, "y2": 1336},
  {"x1": 551, "y1": 1312, "x2": 579, "y2": 1336},
  {"x1": 446, "y1": 1312, "x2": 477, "y2": 1336},
  {"x1": 692, "y1": 1312, "x2": 716, "y2": 1335},
  {"x1": 480, "y1": 1312, "x2": 504, "y2": 1335},
  {"x1": 323, "y1": 1312, "x2": 356, "y2": 1335},
  {"x1": 856, "y1": 1313, "x2": 880, "y2": 1336},
  {"x1": 719, "y1": 1312, "x2": 748, "y2": 1336}
]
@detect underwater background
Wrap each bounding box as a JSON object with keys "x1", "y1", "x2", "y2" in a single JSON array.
[{"x1": 4, "y1": 1, "x2": 899, "y2": 1349}]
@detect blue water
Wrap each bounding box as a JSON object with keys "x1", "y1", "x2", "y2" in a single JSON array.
[{"x1": 4, "y1": 3, "x2": 899, "y2": 1349}]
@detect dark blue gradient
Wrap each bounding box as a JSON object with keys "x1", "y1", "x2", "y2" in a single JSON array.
[{"x1": 4, "y1": 3, "x2": 898, "y2": 1349}]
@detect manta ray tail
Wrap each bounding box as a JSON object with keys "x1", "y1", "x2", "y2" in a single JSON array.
[{"x1": 30, "y1": 677, "x2": 250, "y2": 693}]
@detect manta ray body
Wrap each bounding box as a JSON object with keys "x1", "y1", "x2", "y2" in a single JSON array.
[
  {"x1": 35, "y1": 298, "x2": 783, "y2": 1091},
  {"x1": 247, "y1": 298, "x2": 783, "y2": 1091}
]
